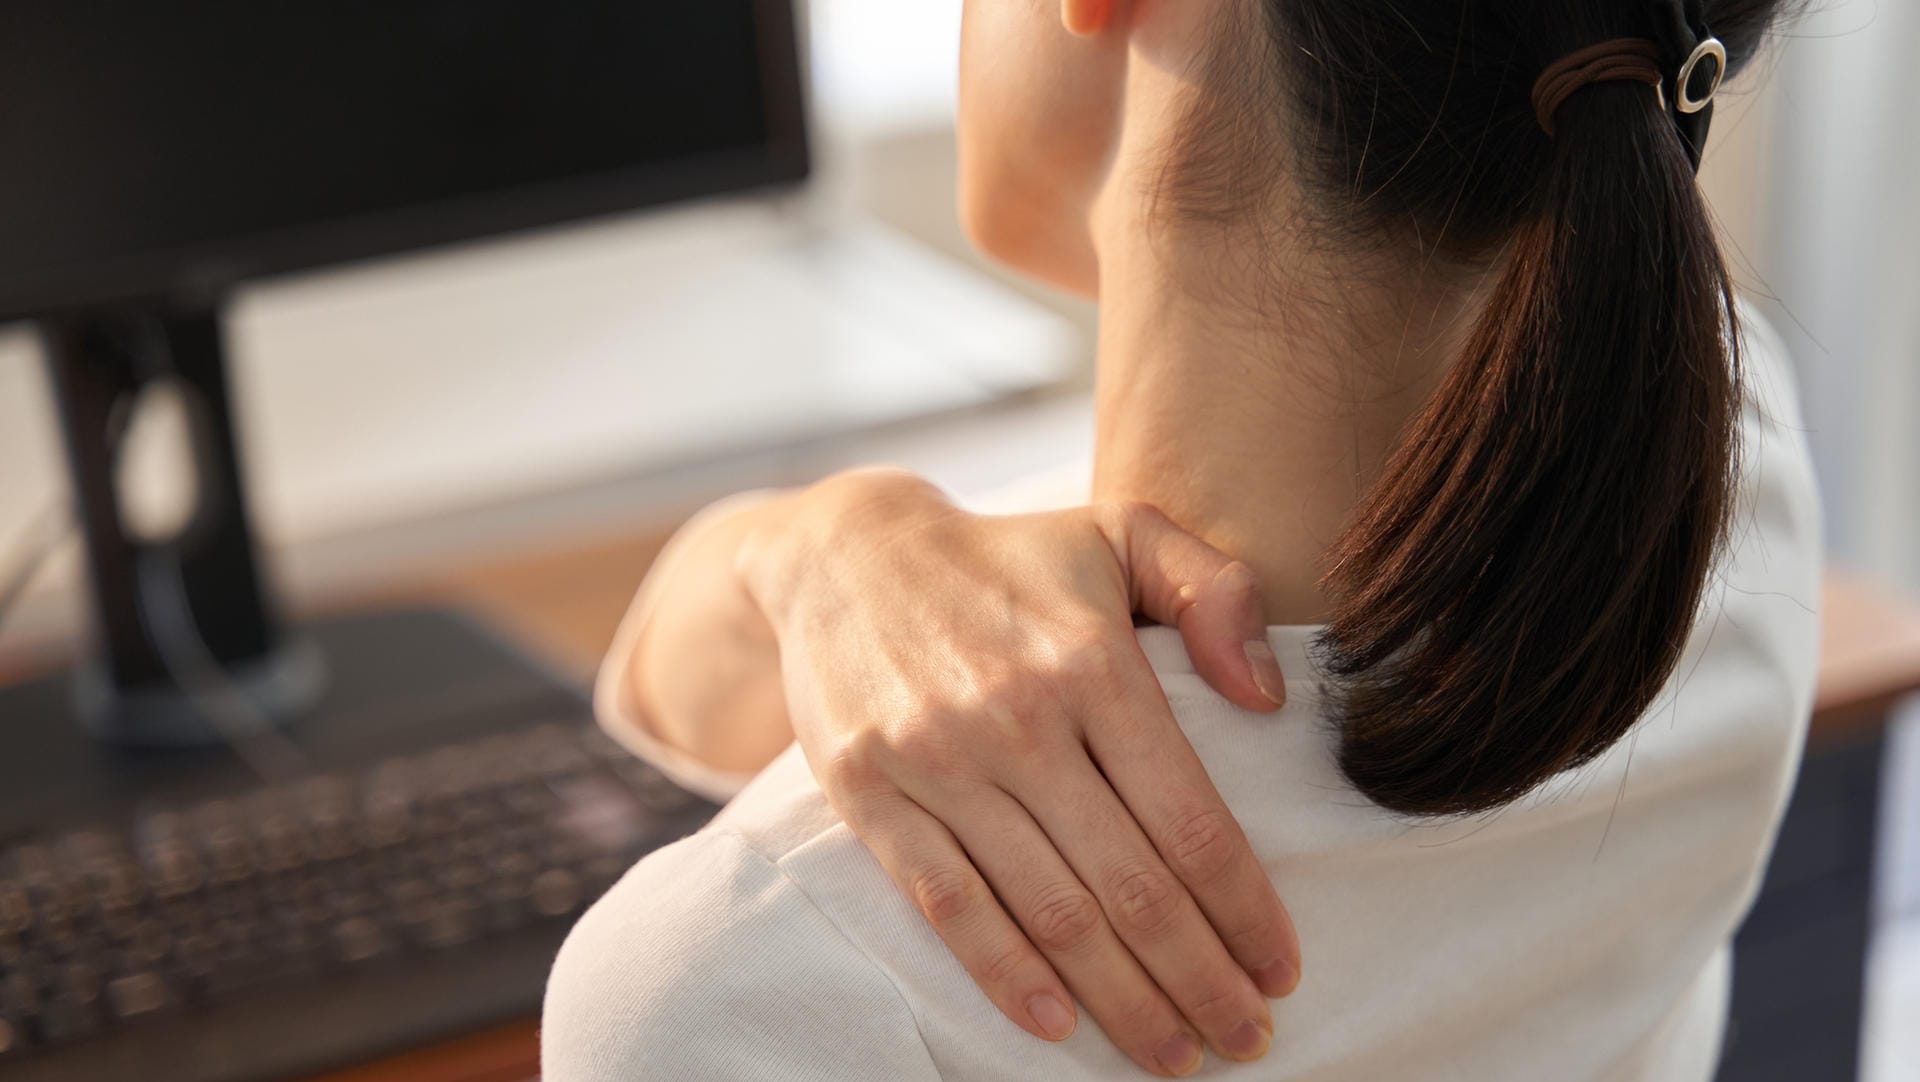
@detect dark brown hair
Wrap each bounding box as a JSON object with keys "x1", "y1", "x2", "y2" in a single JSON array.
[{"x1": 1188, "y1": 1, "x2": 1793, "y2": 816}]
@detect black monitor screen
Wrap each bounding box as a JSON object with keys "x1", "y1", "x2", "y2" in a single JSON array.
[{"x1": 0, "y1": 0, "x2": 808, "y2": 320}]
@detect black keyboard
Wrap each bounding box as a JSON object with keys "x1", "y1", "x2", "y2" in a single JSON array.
[{"x1": 0, "y1": 718, "x2": 709, "y2": 1077}]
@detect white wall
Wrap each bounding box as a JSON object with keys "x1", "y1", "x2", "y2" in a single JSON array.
[{"x1": 1704, "y1": 2, "x2": 1920, "y2": 588}]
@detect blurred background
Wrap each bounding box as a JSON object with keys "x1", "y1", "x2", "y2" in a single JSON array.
[{"x1": 0, "y1": 2, "x2": 1914, "y2": 1080}]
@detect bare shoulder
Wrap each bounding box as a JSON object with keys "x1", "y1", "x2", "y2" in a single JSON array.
[{"x1": 541, "y1": 827, "x2": 939, "y2": 1081}]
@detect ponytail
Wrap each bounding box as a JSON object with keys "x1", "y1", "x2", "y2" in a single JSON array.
[
  {"x1": 1319, "y1": 77, "x2": 1740, "y2": 816},
  {"x1": 1225, "y1": 0, "x2": 1790, "y2": 816}
]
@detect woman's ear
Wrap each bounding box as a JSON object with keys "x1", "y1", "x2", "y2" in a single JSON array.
[{"x1": 1061, "y1": 0, "x2": 1115, "y2": 37}]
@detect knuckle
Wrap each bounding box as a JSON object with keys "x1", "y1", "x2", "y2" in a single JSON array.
[
  {"x1": 975, "y1": 939, "x2": 1032, "y2": 987},
  {"x1": 1052, "y1": 632, "x2": 1119, "y2": 683},
  {"x1": 912, "y1": 864, "x2": 983, "y2": 930},
  {"x1": 886, "y1": 713, "x2": 970, "y2": 778},
  {"x1": 1160, "y1": 807, "x2": 1240, "y2": 884},
  {"x1": 1224, "y1": 909, "x2": 1280, "y2": 957},
  {"x1": 993, "y1": 717, "x2": 1048, "y2": 762},
  {"x1": 1108, "y1": 865, "x2": 1183, "y2": 937},
  {"x1": 1112, "y1": 995, "x2": 1175, "y2": 1047},
  {"x1": 1025, "y1": 882, "x2": 1104, "y2": 954},
  {"x1": 1060, "y1": 643, "x2": 1135, "y2": 715},
  {"x1": 987, "y1": 666, "x2": 1054, "y2": 712},
  {"x1": 971, "y1": 682, "x2": 1029, "y2": 731},
  {"x1": 818, "y1": 732, "x2": 887, "y2": 795},
  {"x1": 968, "y1": 681, "x2": 1058, "y2": 760},
  {"x1": 1182, "y1": 981, "x2": 1247, "y2": 1025}
]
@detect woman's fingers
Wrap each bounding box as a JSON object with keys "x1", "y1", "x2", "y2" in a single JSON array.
[
  {"x1": 1074, "y1": 648, "x2": 1303, "y2": 999},
  {"x1": 1179, "y1": 563, "x2": 1289, "y2": 711},
  {"x1": 1011, "y1": 753, "x2": 1277, "y2": 1066},
  {"x1": 835, "y1": 785, "x2": 1081, "y2": 1044},
  {"x1": 1094, "y1": 502, "x2": 1285, "y2": 711},
  {"x1": 919, "y1": 781, "x2": 1212, "y2": 1078}
]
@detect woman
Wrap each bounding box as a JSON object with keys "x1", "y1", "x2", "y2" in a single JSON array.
[{"x1": 544, "y1": 0, "x2": 1818, "y2": 1077}]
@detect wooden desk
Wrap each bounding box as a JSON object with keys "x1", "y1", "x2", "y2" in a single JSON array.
[{"x1": 1813, "y1": 572, "x2": 1920, "y2": 738}]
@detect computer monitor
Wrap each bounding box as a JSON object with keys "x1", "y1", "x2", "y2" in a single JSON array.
[
  {"x1": 0, "y1": 6, "x2": 805, "y2": 1076},
  {"x1": 0, "y1": 0, "x2": 808, "y2": 319},
  {"x1": 0, "y1": 0, "x2": 808, "y2": 744}
]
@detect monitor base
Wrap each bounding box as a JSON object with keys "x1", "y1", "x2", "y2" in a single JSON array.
[{"x1": 70, "y1": 634, "x2": 326, "y2": 749}]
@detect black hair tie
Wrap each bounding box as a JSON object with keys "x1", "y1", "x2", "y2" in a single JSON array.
[{"x1": 1649, "y1": 0, "x2": 1726, "y2": 171}]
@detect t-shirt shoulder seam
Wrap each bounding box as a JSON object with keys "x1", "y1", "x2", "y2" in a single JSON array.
[{"x1": 707, "y1": 825, "x2": 946, "y2": 1077}]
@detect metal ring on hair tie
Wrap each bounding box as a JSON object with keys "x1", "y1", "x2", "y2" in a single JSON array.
[
  {"x1": 1649, "y1": 0, "x2": 1721, "y2": 171},
  {"x1": 1674, "y1": 37, "x2": 1726, "y2": 114}
]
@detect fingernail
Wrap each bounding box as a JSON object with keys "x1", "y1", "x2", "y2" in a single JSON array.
[
  {"x1": 1153, "y1": 1031, "x2": 1202, "y2": 1075},
  {"x1": 1244, "y1": 639, "x2": 1287, "y2": 707},
  {"x1": 1222, "y1": 1018, "x2": 1272, "y2": 1061},
  {"x1": 1252, "y1": 957, "x2": 1299, "y2": 998},
  {"x1": 1027, "y1": 993, "x2": 1076, "y2": 1041}
]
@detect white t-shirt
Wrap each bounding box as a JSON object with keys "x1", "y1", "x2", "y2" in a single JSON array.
[{"x1": 542, "y1": 310, "x2": 1821, "y2": 1081}]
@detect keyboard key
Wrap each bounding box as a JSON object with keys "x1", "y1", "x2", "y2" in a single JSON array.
[
  {"x1": 383, "y1": 876, "x2": 432, "y2": 907},
  {"x1": 629, "y1": 766, "x2": 695, "y2": 814},
  {"x1": 482, "y1": 881, "x2": 532, "y2": 933},
  {"x1": 532, "y1": 869, "x2": 580, "y2": 918},
  {"x1": 434, "y1": 861, "x2": 486, "y2": 894},
  {"x1": 146, "y1": 842, "x2": 204, "y2": 898},
  {"x1": 330, "y1": 917, "x2": 390, "y2": 964},
  {"x1": 37, "y1": 912, "x2": 78, "y2": 954},
  {"x1": 255, "y1": 813, "x2": 311, "y2": 874},
  {"x1": 105, "y1": 971, "x2": 171, "y2": 1020},
  {"x1": 415, "y1": 898, "x2": 477, "y2": 950},
  {"x1": 203, "y1": 939, "x2": 271, "y2": 997},
  {"x1": 0, "y1": 971, "x2": 39, "y2": 1030},
  {"x1": 169, "y1": 931, "x2": 217, "y2": 994},
  {"x1": 204, "y1": 823, "x2": 253, "y2": 885},
  {"x1": 492, "y1": 850, "x2": 536, "y2": 880},
  {"x1": 332, "y1": 888, "x2": 378, "y2": 918},
  {"x1": 37, "y1": 964, "x2": 102, "y2": 1045},
  {"x1": 260, "y1": 925, "x2": 321, "y2": 979},
  {"x1": 123, "y1": 919, "x2": 173, "y2": 969},
  {"x1": 98, "y1": 904, "x2": 142, "y2": 944}
]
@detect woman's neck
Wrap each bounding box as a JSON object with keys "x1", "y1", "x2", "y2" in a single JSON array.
[{"x1": 1086, "y1": 219, "x2": 1475, "y2": 624}]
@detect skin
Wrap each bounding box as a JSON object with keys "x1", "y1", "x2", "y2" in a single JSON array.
[
  {"x1": 614, "y1": 0, "x2": 1478, "y2": 1074},
  {"x1": 622, "y1": 474, "x2": 1294, "y2": 1076},
  {"x1": 961, "y1": 0, "x2": 1476, "y2": 621}
]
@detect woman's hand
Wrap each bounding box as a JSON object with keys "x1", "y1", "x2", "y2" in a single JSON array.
[{"x1": 733, "y1": 469, "x2": 1302, "y2": 1077}]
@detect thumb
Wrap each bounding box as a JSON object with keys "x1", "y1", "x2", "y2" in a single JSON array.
[{"x1": 1096, "y1": 502, "x2": 1287, "y2": 712}]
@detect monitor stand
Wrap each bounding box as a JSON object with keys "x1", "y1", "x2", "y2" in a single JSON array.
[
  {"x1": 32, "y1": 301, "x2": 320, "y2": 748},
  {"x1": 1, "y1": 298, "x2": 586, "y2": 826}
]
